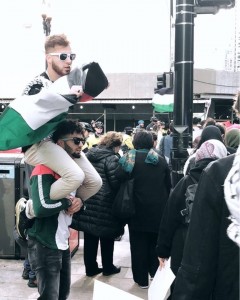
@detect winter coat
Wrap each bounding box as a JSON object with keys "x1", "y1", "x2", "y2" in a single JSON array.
[
  {"x1": 156, "y1": 158, "x2": 216, "y2": 275},
  {"x1": 172, "y1": 154, "x2": 239, "y2": 300},
  {"x1": 116, "y1": 150, "x2": 171, "y2": 233},
  {"x1": 27, "y1": 165, "x2": 72, "y2": 250},
  {"x1": 71, "y1": 146, "x2": 124, "y2": 239}
]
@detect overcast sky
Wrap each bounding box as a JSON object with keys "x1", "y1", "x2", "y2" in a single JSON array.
[{"x1": 0, "y1": 0, "x2": 235, "y2": 97}]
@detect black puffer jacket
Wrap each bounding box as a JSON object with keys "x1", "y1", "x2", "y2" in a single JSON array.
[{"x1": 71, "y1": 146, "x2": 124, "y2": 238}]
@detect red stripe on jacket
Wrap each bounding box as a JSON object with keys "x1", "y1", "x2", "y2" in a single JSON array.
[{"x1": 30, "y1": 164, "x2": 60, "y2": 180}]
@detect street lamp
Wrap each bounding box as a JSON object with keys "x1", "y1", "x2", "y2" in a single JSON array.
[
  {"x1": 41, "y1": 1, "x2": 52, "y2": 69},
  {"x1": 41, "y1": 0, "x2": 52, "y2": 37},
  {"x1": 171, "y1": 0, "x2": 235, "y2": 188},
  {"x1": 41, "y1": 13, "x2": 52, "y2": 36}
]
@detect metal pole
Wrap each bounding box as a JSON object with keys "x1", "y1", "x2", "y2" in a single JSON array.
[
  {"x1": 113, "y1": 113, "x2": 116, "y2": 131},
  {"x1": 171, "y1": 0, "x2": 195, "y2": 187},
  {"x1": 104, "y1": 108, "x2": 107, "y2": 133}
]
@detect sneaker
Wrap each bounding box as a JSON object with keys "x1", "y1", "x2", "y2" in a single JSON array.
[
  {"x1": 22, "y1": 268, "x2": 29, "y2": 280},
  {"x1": 15, "y1": 198, "x2": 34, "y2": 239},
  {"x1": 138, "y1": 284, "x2": 149, "y2": 289},
  {"x1": 102, "y1": 266, "x2": 121, "y2": 276},
  {"x1": 28, "y1": 277, "x2": 37, "y2": 288}
]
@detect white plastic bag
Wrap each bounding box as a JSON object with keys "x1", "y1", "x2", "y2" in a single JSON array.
[{"x1": 148, "y1": 259, "x2": 175, "y2": 300}]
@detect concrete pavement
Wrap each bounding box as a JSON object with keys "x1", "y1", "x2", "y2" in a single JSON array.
[{"x1": 0, "y1": 228, "x2": 149, "y2": 300}]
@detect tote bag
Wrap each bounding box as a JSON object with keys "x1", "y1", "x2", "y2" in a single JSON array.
[{"x1": 112, "y1": 178, "x2": 135, "y2": 220}]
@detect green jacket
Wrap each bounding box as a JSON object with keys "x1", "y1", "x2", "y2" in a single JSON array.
[{"x1": 27, "y1": 165, "x2": 72, "y2": 250}]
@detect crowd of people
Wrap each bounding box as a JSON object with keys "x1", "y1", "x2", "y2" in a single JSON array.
[{"x1": 10, "y1": 33, "x2": 240, "y2": 300}]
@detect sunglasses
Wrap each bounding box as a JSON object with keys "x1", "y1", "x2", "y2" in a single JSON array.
[
  {"x1": 48, "y1": 53, "x2": 76, "y2": 61},
  {"x1": 62, "y1": 137, "x2": 86, "y2": 145}
]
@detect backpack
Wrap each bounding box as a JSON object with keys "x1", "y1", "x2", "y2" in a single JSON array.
[{"x1": 180, "y1": 176, "x2": 198, "y2": 224}]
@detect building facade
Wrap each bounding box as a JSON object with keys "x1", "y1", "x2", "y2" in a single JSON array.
[
  {"x1": 1, "y1": 69, "x2": 240, "y2": 131},
  {"x1": 225, "y1": 0, "x2": 240, "y2": 72}
]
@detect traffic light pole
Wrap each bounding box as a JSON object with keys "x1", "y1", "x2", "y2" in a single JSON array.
[{"x1": 171, "y1": 0, "x2": 195, "y2": 187}]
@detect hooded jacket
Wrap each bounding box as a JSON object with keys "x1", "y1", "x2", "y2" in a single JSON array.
[{"x1": 71, "y1": 146, "x2": 124, "y2": 238}]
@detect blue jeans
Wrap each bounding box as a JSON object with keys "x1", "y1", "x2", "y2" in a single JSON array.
[
  {"x1": 24, "y1": 258, "x2": 36, "y2": 279},
  {"x1": 28, "y1": 237, "x2": 71, "y2": 300}
]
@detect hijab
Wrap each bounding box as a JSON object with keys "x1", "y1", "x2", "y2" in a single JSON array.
[
  {"x1": 225, "y1": 128, "x2": 240, "y2": 150},
  {"x1": 197, "y1": 125, "x2": 224, "y2": 150},
  {"x1": 195, "y1": 139, "x2": 227, "y2": 162}
]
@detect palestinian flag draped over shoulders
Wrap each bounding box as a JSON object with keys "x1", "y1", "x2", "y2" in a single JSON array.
[
  {"x1": 0, "y1": 62, "x2": 108, "y2": 150},
  {"x1": 152, "y1": 93, "x2": 174, "y2": 113}
]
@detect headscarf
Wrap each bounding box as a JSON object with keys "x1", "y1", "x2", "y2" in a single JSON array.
[
  {"x1": 225, "y1": 128, "x2": 240, "y2": 150},
  {"x1": 119, "y1": 149, "x2": 159, "y2": 173},
  {"x1": 197, "y1": 125, "x2": 223, "y2": 149},
  {"x1": 195, "y1": 139, "x2": 227, "y2": 162},
  {"x1": 224, "y1": 145, "x2": 240, "y2": 247}
]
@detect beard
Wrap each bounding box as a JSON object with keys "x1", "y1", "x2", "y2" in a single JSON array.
[
  {"x1": 64, "y1": 143, "x2": 81, "y2": 159},
  {"x1": 72, "y1": 152, "x2": 81, "y2": 159},
  {"x1": 52, "y1": 61, "x2": 71, "y2": 76}
]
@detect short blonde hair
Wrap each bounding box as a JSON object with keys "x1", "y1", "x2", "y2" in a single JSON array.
[
  {"x1": 99, "y1": 131, "x2": 123, "y2": 148},
  {"x1": 45, "y1": 34, "x2": 70, "y2": 53}
]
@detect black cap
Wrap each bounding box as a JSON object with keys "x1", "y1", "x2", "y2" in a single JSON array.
[
  {"x1": 66, "y1": 62, "x2": 109, "y2": 102},
  {"x1": 124, "y1": 126, "x2": 133, "y2": 133},
  {"x1": 82, "y1": 62, "x2": 109, "y2": 97}
]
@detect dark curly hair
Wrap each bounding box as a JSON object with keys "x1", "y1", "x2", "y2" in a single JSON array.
[{"x1": 52, "y1": 119, "x2": 84, "y2": 143}]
